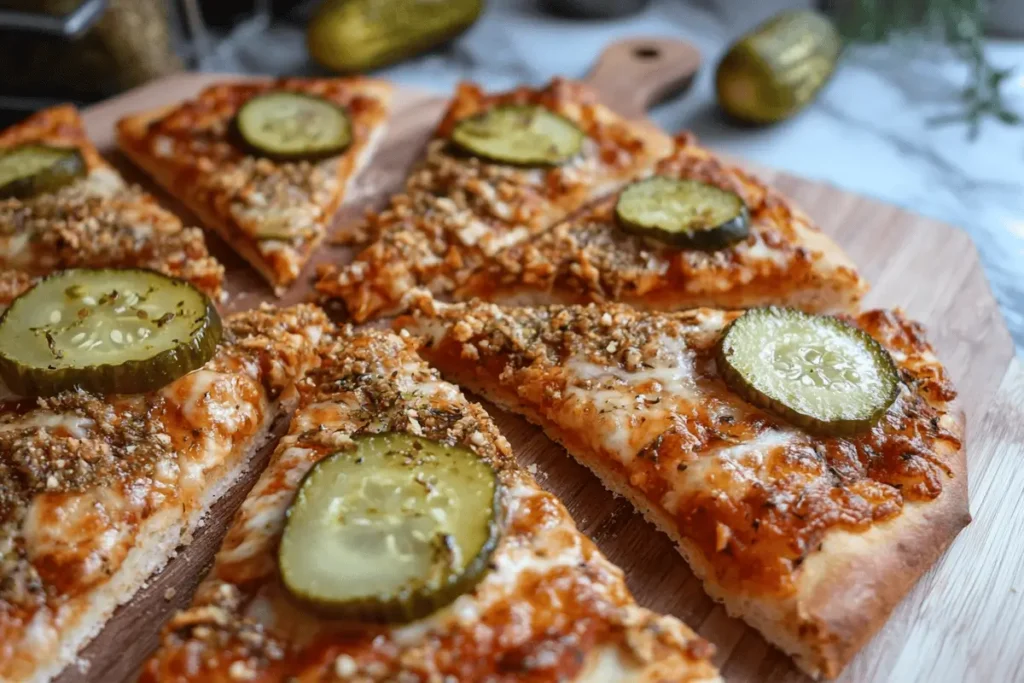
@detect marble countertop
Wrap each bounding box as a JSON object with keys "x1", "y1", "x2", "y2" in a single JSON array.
[{"x1": 214, "y1": 0, "x2": 1024, "y2": 350}]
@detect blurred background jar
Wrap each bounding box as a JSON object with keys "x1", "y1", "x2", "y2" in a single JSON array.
[{"x1": 0, "y1": 0, "x2": 181, "y2": 103}]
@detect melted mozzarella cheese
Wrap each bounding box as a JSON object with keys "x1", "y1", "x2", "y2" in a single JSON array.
[
  {"x1": 216, "y1": 446, "x2": 314, "y2": 569},
  {"x1": 480, "y1": 226, "x2": 530, "y2": 257},
  {"x1": 22, "y1": 486, "x2": 134, "y2": 587},
  {"x1": 661, "y1": 429, "x2": 801, "y2": 513},
  {"x1": 0, "y1": 231, "x2": 31, "y2": 263},
  {"x1": 739, "y1": 233, "x2": 791, "y2": 267},
  {"x1": 564, "y1": 334, "x2": 701, "y2": 463},
  {"x1": 22, "y1": 609, "x2": 58, "y2": 652},
  {"x1": 178, "y1": 370, "x2": 258, "y2": 432},
  {"x1": 0, "y1": 412, "x2": 94, "y2": 438},
  {"x1": 80, "y1": 168, "x2": 124, "y2": 197}
]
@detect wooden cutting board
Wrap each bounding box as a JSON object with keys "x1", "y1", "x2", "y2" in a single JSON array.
[{"x1": 65, "y1": 38, "x2": 1022, "y2": 683}]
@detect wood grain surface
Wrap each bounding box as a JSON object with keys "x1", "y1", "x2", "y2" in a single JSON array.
[{"x1": 60, "y1": 38, "x2": 1021, "y2": 683}]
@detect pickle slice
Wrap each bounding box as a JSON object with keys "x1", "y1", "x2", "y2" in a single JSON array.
[
  {"x1": 615, "y1": 176, "x2": 750, "y2": 250},
  {"x1": 236, "y1": 91, "x2": 352, "y2": 161},
  {"x1": 0, "y1": 144, "x2": 86, "y2": 199},
  {"x1": 450, "y1": 104, "x2": 584, "y2": 166},
  {"x1": 0, "y1": 268, "x2": 221, "y2": 397},
  {"x1": 717, "y1": 307, "x2": 899, "y2": 436},
  {"x1": 279, "y1": 432, "x2": 499, "y2": 623}
]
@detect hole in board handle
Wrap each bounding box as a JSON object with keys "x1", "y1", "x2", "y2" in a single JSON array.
[{"x1": 633, "y1": 45, "x2": 660, "y2": 60}]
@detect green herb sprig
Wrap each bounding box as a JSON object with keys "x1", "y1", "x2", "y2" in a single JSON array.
[{"x1": 823, "y1": 0, "x2": 1021, "y2": 139}]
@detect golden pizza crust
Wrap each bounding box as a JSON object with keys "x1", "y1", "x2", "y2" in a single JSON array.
[
  {"x1": 116, "y1": 78, "x2": 392, "y2": 294},
  {"x1": 400, "y1": 297, "x2": 968, "y2": 680}
]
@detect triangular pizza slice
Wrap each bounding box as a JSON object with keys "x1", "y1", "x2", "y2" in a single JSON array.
[
  {"x1": 402, "y1": 297, "x2": 967, "y2": 679},
  {"x1": 141, "y1": 325, "x2": 721, "y2": 683},
  {"x1": 316, "y1": 78, "x2": 674, "y2": 320},
  {"x1": 0, "y1": 106, "x2": 224, "y2": 302},
  {"x1": 0, "y1": 300, "x2": 327, "y2": 683},
  {"x1": 117, "y1": 77, "x2": 392, "y2": 294},
  {"x1": 459, "y1": 133, "x2": 867, "y2": 313}
]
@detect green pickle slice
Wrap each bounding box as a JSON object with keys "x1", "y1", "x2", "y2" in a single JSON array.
[
  {"x1": 236, "y1": 91, "x2": 352, "y2": 161},
  {"x1": 0, "y1": 144, "x2": 86, "y2": 199},
  {"x1": 0, "y1": 269, "x2": 221, "y2": 397},
  {"x1": 615, "y1": 176, "x2": 750, "y2": 250},
  {"x1": 279, "y1": 432, "x2": 500, "y2": 622},
  {"x1": 450, "y1": 104, "x2": 584, "y2": 166},
  {"x1": 717, "y1": 307, "x2": 899, "y2": 435}
]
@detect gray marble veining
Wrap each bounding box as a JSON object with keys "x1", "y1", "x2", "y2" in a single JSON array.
[{"x1": 209, "y1": 0, "x2": 1024, "y2": 350}]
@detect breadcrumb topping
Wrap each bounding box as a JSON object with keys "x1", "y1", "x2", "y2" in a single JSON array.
[{"x1": 0, "y1": 176, "x2": 224, "y2": 301}]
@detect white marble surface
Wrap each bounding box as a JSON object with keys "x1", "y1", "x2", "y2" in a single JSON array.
[{"x1": 216, "y1": 0, "x2": 1024, "y2": 349}]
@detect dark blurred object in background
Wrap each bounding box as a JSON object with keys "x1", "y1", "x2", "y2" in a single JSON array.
[
  {"x1": 540, "y1": 0, "x2": 650, "y2": 19},
  {"x1": 197, "y1": 0, "x2": 305, "y2": 27},
  {"x1": 0, "y1": 0, "x2": 181, "y2": 118}
]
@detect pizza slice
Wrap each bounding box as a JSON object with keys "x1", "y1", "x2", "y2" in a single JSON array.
[
  {"x1": 0, "y1": 105, "x2": 224, "y2": 301},
  {"x1": 458, "y1": 132, "x2": 867, "y2": 313},
  {"x1": 316, "y1": 78, "x2": 674, "y2": 321},
  {"x1": 0, "y1": 269, "x2": 327, "y2": 683},
  {"x1": 117, "y1": 77, "x2": 392, "y2": 294},
  {"x1": 140, "y1": 326, "x2": 721, "y2": 682},
  {"x1": 401, "y1": 297, "x2": 967, "y2": 679}
]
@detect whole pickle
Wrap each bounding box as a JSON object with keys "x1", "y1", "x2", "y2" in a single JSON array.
[
  {"x1": 308, "y1": 0, "x2": 484, "y2": 73},
  {"x1": 715, "y1": 10, "x2": 841, "y2": 125}
]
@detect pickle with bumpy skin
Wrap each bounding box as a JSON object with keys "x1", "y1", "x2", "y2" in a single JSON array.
[
  {"x1": 717, "y1": 307, "x2": 900, "y2": 436},
  {"x1": 0, "y1": 268, "x2": 221, "y2": 397},
  {"x1": 450, "y1": 104, "x2": 585, "y2": 166},
  {"x1": 308, "y1": 0, "x2": 483, "y2": 74},
  {"x1": 0, "y1": 144, "x2": 86, "y2": 199},
  {"x1": 715, "y1": 10, "x2": 841, "y2": 125},
  {"x1": 235, "y1": 91, "x2": 352, "y2": 161},
  {"x1": 279, "y1": 432, "x2": 500, "y2": 623},
  {"x1": 615, "y1": 176, "x2": 750, "y2": 250}
]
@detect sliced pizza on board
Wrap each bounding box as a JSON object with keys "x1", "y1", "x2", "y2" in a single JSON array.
[
  {"x1": 141, "y1": 326, "x2": 721, "y2": 683},
  {"x1": 401, "y1": 297, "x2": 968, "y2": 679},
  {"x1": 117, "y1": 77, "x2": 392, "y2": 294},
  {"x1": 459, "y1": 132, "x2": 866, "y2": 314},
  {"x1": 0, "y1": 106, "x2": 224, "y2": 303},
  {"x1": 315, "y1": 78, "x2": 674, "y2": 320},
  {"x1": 0, "y1": 268, "x2": 327, "y2": 683}
]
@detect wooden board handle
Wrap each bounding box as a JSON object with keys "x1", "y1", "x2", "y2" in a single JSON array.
[{"x1": 584, "y1": 37, "x2": 701, "y2": 119}]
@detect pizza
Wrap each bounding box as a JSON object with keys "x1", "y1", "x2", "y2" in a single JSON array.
[
  {"x1": 457, "y1": 132, "x2": 866, "y2": 314},
  {"x1": 401, "y1": 297, "x2": 967, "y2": 679},
  {"x1": 0, "y1": 105, "x2": 224, "y2": 302},
  {"x1": 140, "y1": 325, "x2": 722, "y2": 683},
  {"x1": 315, "y1": 78, "x2": 674, "y2": 321},
  {"x1": 0, "y1": 299, "x2": 328, "y2": 683},
  {"x1": 116, "y1": 77, "x2": 392, "y2": 294}
]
